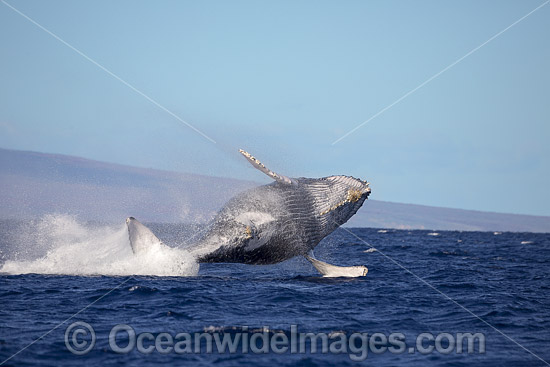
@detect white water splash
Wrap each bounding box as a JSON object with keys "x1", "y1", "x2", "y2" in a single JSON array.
[{"x1": 0, "y1": 214, "x2": 199, "y2": 276}]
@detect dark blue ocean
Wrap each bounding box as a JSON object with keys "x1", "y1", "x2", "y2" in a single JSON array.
[{"x1": 1, "y1": 222, "x2": 549, "y2": 366}]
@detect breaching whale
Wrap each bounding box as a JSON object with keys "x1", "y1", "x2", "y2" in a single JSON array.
[{"x1": 126, "y1": 149, "x2": 371, "y2": 277}]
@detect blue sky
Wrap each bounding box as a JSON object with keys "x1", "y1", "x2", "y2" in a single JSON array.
[{"x1": 1, "y1": 0, "x2": 549, "y2": 216}]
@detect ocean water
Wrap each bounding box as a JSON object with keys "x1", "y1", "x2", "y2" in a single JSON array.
[{"x1": 0, "y1": 216, "x2": 549, "y2": 366}]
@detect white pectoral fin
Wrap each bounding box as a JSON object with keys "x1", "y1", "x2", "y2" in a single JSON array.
[
  {"x1": 126, "y1": 217, "x2": 164, "y2": 254},
  {"x1": 239, "y1": 149, "x2": 293, "y2": 184},
  {"x1": 305, "y1": 252, "x2": 368, "y2": 278}
]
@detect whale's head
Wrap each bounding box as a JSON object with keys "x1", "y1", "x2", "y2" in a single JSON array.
[
  {"x1": 237, "y1": 149, "x2": 371, "y2": 235},
  {"x1": 304, "y1": 175, "x2": 371, "y2": 228}
]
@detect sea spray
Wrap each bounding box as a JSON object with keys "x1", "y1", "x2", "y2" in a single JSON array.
[{"x1": 0, "y1": 214, "x2": 199, "y2": 276}]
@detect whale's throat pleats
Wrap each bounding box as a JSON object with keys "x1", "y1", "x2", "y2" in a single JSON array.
[{"x1": 299, "y1": 176, "x2": 369, "y2": 229}]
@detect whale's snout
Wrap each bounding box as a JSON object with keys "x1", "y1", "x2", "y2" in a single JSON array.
[
  {"x1": 351, "y1": 178, "x2": 371, "y2": 199},
  {"x1": 364, "y1": 184, "x2": 371, "y2": 196}
]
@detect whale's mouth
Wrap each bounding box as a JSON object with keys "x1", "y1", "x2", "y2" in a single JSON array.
[
  {"x1": 365, "y1": 184, "x2": 372, "y2": 195},
  {"x1": 360, "y1": 180, "x2": 371, "y2": 196}
]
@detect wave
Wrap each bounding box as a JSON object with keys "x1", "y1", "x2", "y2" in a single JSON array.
[{"x1": 0, "y1": 214, "x2": 198, "y2": 276}]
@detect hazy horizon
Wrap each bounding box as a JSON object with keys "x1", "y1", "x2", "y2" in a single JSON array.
[
  {"x1": 2, "y1": 146, "x2": 550, "y2": 234},
  {"x1": 5, "y1": 145, "x2": 550, "y2": 217}
]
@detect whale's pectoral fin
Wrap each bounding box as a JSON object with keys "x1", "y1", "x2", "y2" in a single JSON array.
[
  {"x1": 126, "y1": 217, "x2": 164, "y2": 254},
  {"x1": 305, "y1": 251, "x2": 368, "y2": 278},
  {"x1": 239, "y1": 149, "x2": 293, "y2": 184}
]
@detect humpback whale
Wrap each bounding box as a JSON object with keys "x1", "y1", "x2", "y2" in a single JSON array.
[{"x1": 127, "y1": 150, "x2": 371, "y2": 277}]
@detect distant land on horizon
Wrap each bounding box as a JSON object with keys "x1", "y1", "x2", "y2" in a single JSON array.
[{"x1": 1, "y1": 148, "x2": 549, "y2": 233}]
